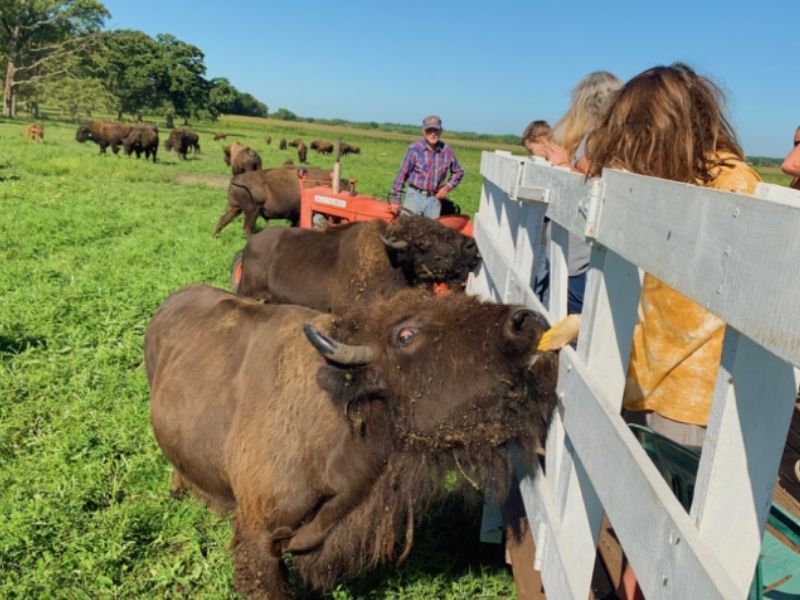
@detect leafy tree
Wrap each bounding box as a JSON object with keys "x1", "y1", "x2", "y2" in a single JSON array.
[
  {"x1": 1, "y1": 0, "x2": 108, "y2": 117},
  {"x1": 272, "y1": 107, "x2": 297, "y2": 121},
  {"x1": 208, "y1": 76, "x2": 237, "y2": 116},
  {"x1": 155, "y1": 33, "x2": 207, "y2": 124},
  {"x1": 96, "y1": 29, "x2": 163, "y2": 120}
]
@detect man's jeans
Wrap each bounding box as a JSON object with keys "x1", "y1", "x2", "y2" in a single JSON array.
[{"x1": 402, "y1": 187, "x2": 441, "y2": 218}]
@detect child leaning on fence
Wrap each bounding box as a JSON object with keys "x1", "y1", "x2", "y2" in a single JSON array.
[{"x1": 586, "y1": 62, "x2": 761, "y2": 600}]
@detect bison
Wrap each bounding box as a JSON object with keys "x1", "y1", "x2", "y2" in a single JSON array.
[
  {"x1": 75, "y1": 121, "x2": 132, "y2": 155},
  {"x1": 212, "y1": 166, "x2": 350, "y2": 237},
  {"x1": 288, "y1": 138, "x2": 302, "y2": 148},
  {"x1": 279, "y1": 138, "x2": 287, "y2": 150},
  {"x1": 25, "y1": 123, "x2": 44, "y2": 142},
  {"x1": 145, "y1": 284, "x2": 556, "y2": 598},
  {"x1": 341, "y1": 142, "x2": 361, "y2": 155},
  {"x1": 122, "y1": 124, "x2": 159, "y2": 162},
  {"x1": 265, "y1": 133, "x2": 272, "y2": 145},
  {"x1": 223, "y1": 142, "x2": 262, "y2": 175},
  {"x1": 235, "y1": 215, "x2": 481, "y2": 312},
  {"x1": 310, "y1": 139, "x2": 334, "y2": 154},
  {"x1": 297, "y1": 141, "x2": 307, "y2": 163},
  {"x1": 164, "y1": 128, "x2": 200, "y2": 159},
  {"x1": 213, "y1": 132, "x2": 227, "y2": 141}
]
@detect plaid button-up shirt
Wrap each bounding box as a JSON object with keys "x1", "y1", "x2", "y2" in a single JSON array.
[{"x1": 391, "y1": 139, "x2": 464, "y2": 202}]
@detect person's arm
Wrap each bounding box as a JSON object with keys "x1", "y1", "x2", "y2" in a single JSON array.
[
  {"x1": 781, "y1": 144, "x2": 800, "y2": 178},
  {"x1": 435, "y1": 149, "x2": 464, "y2": 199},
  {"x1": 391, "y1": 147, "x2": 415, "y2": 203}
]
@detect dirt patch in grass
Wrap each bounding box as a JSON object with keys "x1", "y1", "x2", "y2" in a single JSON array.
[{"x1": 174, "y1": 174, "x2": 229, "y2": 189}]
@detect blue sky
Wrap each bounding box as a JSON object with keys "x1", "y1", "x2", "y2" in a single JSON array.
[{"x1": 103, "y1": 0, "x2": 797, "y2": 157}]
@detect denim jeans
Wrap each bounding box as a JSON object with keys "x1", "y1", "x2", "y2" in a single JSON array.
[{"x1": 402, "y1": 187, "x2": 441, "y2": 218}]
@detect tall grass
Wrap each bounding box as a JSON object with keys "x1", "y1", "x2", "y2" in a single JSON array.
[{"x1": 0, "y1": 118, "x2": 516, "y2": 598}]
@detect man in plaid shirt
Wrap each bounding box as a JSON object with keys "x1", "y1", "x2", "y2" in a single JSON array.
[{"x1": 390, "y1": 115, "x2": 464, "y2": 218}]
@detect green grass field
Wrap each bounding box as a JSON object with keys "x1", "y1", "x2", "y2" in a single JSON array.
[
  {"x1": 0, "y1": 116, "x2": 518, "y2": 599},
  {"x1": 1, "y1": 115, "x2": 793, "y2": 599}
]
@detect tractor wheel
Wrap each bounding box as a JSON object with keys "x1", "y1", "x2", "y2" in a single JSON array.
[{"x1": 230, "y1": 251, "x2": 244, "y2": 292}]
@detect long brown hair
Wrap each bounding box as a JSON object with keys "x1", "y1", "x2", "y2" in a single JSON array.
[
  {"x1": 552, "y1": 71, "x2": 622, "y2": 159},
  {"x1": 587, "y1": 63, "x2": 743, "y2": 183}
]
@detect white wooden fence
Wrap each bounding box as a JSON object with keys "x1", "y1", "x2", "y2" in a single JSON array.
[{"x1": 468, "y1": 151, "x2": 800, "y2": 599}]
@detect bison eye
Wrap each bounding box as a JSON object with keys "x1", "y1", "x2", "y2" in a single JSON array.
[{"x1": 396, "y1": 327, "x2": 417, "y2": 346}]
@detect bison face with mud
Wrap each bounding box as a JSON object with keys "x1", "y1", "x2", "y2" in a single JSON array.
[{"x1": 145, "y1": 284, "x2": 556, "y2": 599}]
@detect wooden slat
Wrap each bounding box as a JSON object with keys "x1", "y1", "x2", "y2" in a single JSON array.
[
  {"x1": 690, "y1": 330, "x2": 799, "y2": 595},
  {"x1": 596, "y1": 169, "x2": 800, "y2": 366}
]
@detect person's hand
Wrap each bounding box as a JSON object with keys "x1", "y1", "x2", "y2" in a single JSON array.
[
  {"x1": 435, "y1": 187, "x2": 449, "y2": 200},
  {"x1": 389, "y1": 203, "x2": 402, "y2": 215},
  {"x1": 543, "y1": 142, "x2": 570, "y2": 167}
]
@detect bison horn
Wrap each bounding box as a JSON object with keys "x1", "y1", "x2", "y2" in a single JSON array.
[
  {"x1": 303, "y1": 323, "x2": 377, "y2": 365},
  {"x1": 379, "y1": 234, "x2": 408, "y2": 251}
]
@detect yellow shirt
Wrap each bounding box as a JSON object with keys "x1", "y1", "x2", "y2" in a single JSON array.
[{"x1": 622, "y1": 154, "x2": 761, "y2": 425}]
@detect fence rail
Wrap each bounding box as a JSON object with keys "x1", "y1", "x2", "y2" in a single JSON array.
[{"x1": 468, "y1": 151, "x2": 800, "y2": 599}]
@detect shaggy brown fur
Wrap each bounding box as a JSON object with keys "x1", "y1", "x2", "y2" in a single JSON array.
[
  {"x1": 310, "y1": 139, "x2": 334, "y2": 154},
  {"x1": 297, "y1": 141, "x2": 307, "y2": 163},
  {"x1": 223, "y1": 142, "x2": 262, "y2": 175},
  {"x1": 265, "y1": 133, "x2": 272, "y2": 145},
  {"x1": 288, "y1": 138, "x2": 303, "y2": 148},
  {"x1": 212, "y1": 166, "x2": 350, "y2": 237},
  {"x1": 341, "y1": 142, "x2": 361, "y2": 155},
  {"x1": 213, "y1": 132, "x2": 227, "y2": 141},
  {"x1": 25, "y1": 123, "x2": 44, "y2": 142},
  {"x1": 145, "y1": 285, "x2": 556, "y2": 598},
  {"x1": 122, "y1": 124, "x2": 159, "y2": 162},
  {"x1": 164, "y1": 129, "x2": 200, "y2": 159},
  {"x1": 279, "y1": 138, "x2": 287, "y2": 150},
  {"x1": 75, "y1": 121, "x2": 132, "y2": 154},
  {"x1": 235, "y1": 215, "x2": 481, "y2": 312}
]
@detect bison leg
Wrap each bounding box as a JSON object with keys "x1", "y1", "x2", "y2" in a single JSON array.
[
  {"x1": 285, "y1": 490, "x2": 360, "y2": 554},
  {"x1": 111, "y1": 143, "x2": 121, "y2": 155},
  {"x1": 233, "y1": 521, "x2": 293, "y2": 600},
  {"x1": 99, "y1": 142, "x2": 108, "y2": 154},
  {"x1": 212, "y1": 207, "x2": 241, "y2": 238},
  {"x1": 243, "y1": 209, "x2": 260, "y2": 237}
]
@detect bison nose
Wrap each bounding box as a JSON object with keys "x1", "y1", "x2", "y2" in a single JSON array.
[{"x1": 504, "y1": 309, "x2": 549, "y2": 344}]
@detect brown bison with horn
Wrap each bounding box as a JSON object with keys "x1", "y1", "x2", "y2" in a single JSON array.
[
  {"x1": 75, "y1": 121, "x2": 132, "y2": 154},
  {"x1": 310, "y1": 139, "x2": 334, "y2": 154},
  {"x1": 212, "y1": 166, "x2": 350, "y2": 237},
  {"x1": 164, "y1": 128, "x2": 200, "y2": 159},
  {"x1": 122, "y1": 124, "x2": 159, "y2": 162},
  {"x1": 223, "y1": 142, "x2": 262, "y2": 175},
  {"x1": 145, "y1": 284, "x2": 556, "y2": 598},
  {"x1": 234, "y1": 215, "x2": 481, "y2": 312}
]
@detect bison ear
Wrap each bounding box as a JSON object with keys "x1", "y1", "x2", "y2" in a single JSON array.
[{"x1": 303, "y1": 323, "x2": 377, "y2": 366}]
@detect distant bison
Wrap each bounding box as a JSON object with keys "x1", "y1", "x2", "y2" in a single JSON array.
[
  {"x1": 265, "y1": 134, "x2": 272, "y2": 145},
  {"x1": 341, "y1": 142, "x2": 361, "y2": 155},
  {"x1": 297, "y1": 141, "x2": 307, "y2": 163},
  {"x1": 235, "y1": 215, "x2": 481, "y2": 312},
  {"x1": 75, "y1": 121, "x2": 132, "y2": 155},
  {"x1": 164, "y1": 129, "x2": 200, "y2": 159},
  {"x1": 123, "y1": 124, "x2": 159, "y2": 162},
  {"x1": 288, "y1": 138, "x2": 303, "y2": 148},
  {"x1": 25, "y1": 123, "x2": 44, "y2": 142},
  {"x1": 310, "y1": 139, "x2": 334, "y2": 154},
  {"x1": 213, "y1": 132, "x2": 227, "y2": 141},
  {"x1": 279, "y1": 138, "x2": 287, "y2": 150},
  {"x1": 223, "y1": 142, "x2": 262, "y2": 175},
  {"x1": 213, "y1": 166, "x2": 350, "y2": 237},
  {"x1": 145, "y1": 284, "x2": 556, "y2": 598}
]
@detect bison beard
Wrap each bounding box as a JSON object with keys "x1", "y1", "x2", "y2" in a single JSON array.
[{"x1": 146, "y1": 286, "x2": 556, "y2": 598}]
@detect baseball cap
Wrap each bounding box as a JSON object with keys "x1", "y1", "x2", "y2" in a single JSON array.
[{"x1": 422, "y1": 115, "x2": 443, "y2": 130}]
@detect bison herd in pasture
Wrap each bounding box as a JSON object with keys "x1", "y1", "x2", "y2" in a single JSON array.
[{"x1": 29, "y1": 115, "x2": 557, "y2": 597}]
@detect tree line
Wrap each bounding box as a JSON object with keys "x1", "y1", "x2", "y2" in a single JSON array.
[{"x1": 1, "y1": 0, "x2": 268, "y2": 123}]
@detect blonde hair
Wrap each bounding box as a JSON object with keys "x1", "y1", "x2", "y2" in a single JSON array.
[
  {"x1": 587, "y1": 63, "x2": 743, "y2": 184},
  {"x1": 553, "y1": 71, "x2": 622, "y2": 159},
  {"x1": 520, "y1": 120, "x2": 553, "y2": 146}
]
